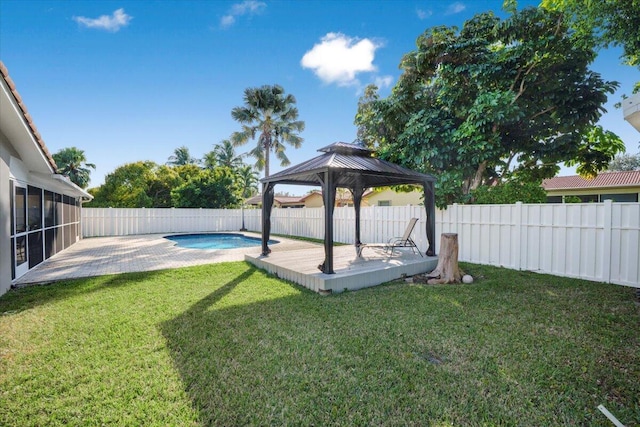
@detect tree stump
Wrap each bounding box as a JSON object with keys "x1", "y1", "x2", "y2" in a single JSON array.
[{"x1": 426, "y1": 233, "x2": 464, "y2": 284}]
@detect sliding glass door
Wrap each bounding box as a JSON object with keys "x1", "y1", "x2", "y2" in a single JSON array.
[{"x1": 13, "y1": 182, "x2": 29, "y2": 278}]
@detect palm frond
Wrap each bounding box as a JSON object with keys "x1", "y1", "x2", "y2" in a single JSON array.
[{"x1": 231, "y1": 84, "x2": 305, "y2": 176}]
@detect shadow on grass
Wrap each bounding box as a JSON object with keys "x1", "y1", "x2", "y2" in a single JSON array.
[
  {"x1": 160, "y1": 267, "x2": 355, "y2": 425},
  {"x1": 159, "y1": 264, "x2": 640, "y2": 425}
]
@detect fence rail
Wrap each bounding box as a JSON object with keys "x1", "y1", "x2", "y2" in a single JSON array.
[{"x1": 82, "y1": 202, "x2": 640, "y2": 287}]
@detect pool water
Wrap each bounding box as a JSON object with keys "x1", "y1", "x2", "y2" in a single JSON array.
[{"x1": 165, "y1": 233, "x2": 277, "y2": 250}]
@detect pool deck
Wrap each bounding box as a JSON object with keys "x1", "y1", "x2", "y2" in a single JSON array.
[
  {"x1": 246, "y1": 246, "x2": 437, "y2": 294},
  {"x1": 13, "y1": 232, "x2": 317, "y2": 286},
  {"x1": 14, "y1": 232, "x2": 438, "y2": 294}
]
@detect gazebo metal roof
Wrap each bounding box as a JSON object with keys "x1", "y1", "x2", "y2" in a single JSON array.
[
  {"x1": 260, "y1": 142, "x2": 437, "y2": 274},
  {"x1": 264, "y1": 141, "x2": 435, "y2": 188}
]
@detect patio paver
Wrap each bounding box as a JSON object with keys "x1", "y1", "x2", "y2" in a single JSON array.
[{"x1": 13, "y1": 232, "x2": 318, "y2": 286}]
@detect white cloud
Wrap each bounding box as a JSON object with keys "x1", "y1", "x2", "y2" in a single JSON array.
[
  {"x1": 445, "y1": 2, "x2": 466, "y2": 15},
  {"x1": 301, "y1": 33, "x2": 383, "y2": 87},
  {"x1": 73, "y1": 8, "x2": 132, "y2": 32},
  {"x1": 416, "y1": 8, "x2": 432, "y2": 20},
  {"x1": 220, "y1": 0, "x2": 266, "y2": 29},
  {"x1": 374, "y1": 75, "x2": 394, "y2": 89},
  {"x1": 220, "y1": 15, "x2": 236, "y2": 27}
]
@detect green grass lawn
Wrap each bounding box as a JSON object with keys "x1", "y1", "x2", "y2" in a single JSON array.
[{"x1": 1, "y1": 262, "x2": 638, "y2": 426}]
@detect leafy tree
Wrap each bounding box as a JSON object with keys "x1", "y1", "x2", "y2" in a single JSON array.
[
  {"x1": 146, "y1": 165, "x2": 182, "y2": 207},
  {"x1": 236, "y1": 165, "x2": 260, "y2": 199},
  {"x1": 167, "y1": 146, "x2": 199, "y2": 166},
  {"x1": 472, "y1": 181, "x2": 547, "y2": 204},
  {"x1": 355, "y1": 8, "x2": 624, "y2": 207},
  {"x1": 173, "y1": 164, "x2": 203, "y2": 182},
  {"x1": 203, "y1": 139, "x2": 244, "y2": 170},
  {"x1": 607, "y1": 153, "x2": 640, "y2": 171},
  {"x1": 505, "y1": 0, "x2": 640, "y2": 90},
  {"x1": 171, "y1": 167, "x2": 241, "y2": 208},
  {"x1": 542, "y1": 1, "x2": 639, "y2": 69},
  {"x1": 88, "y1": 162, "x2": 243, "y2": 208},
  {"x1": 52, "y1": 147, "x2": 96, "y2": 188},
  {"x1": 87, "y1": 161, "x2": 158, "y2": 207},
  {"x1": 355, "y1": 84, "x2": 382, "y2": 147},
  {"x1": 231, "y1": 84, "x2": 305, "y2": 177}
]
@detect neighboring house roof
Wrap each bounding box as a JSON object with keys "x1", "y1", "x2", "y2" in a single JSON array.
[
  {"x1": 274, "y1": 196, "x2": 306, "y2": 204},
  {"x1": 542, "y1": 171, "x2": 640, "y2": 190},
  {"x1": 245, "y1": 194, "x2": 306, "y2": 205},
  {"x1": 0, "y1": 61, "x2": 57, "y2": 172}
]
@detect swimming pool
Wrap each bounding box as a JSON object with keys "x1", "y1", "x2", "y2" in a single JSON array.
[{"x1": 165, "y1": 233, "x2": 278, "y2": 250}]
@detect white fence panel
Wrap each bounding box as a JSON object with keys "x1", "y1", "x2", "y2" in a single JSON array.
[
  {"x1": 82, "y1": 207, "x2": 244, "y2": 236},
  {"x1": 82, "y1": 202, "x2": 639, "y2": 287},
  {"x1": 435, "y1": 201, "x2": 639, "y2": 287},
  {"x1": 611, "y1": 203, "x2": 640, "y2": 286}
]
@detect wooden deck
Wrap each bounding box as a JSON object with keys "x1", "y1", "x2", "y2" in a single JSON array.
[{"x1": 245, "y1": 245, "x2": 438, "y2": 294}]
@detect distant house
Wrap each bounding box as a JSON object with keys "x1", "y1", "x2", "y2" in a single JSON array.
[
  {"x1": 245, "y1": 187, "x2": 423, "y2": 208},
  {"x1": 245, "y1": 194, "x2": 306, "y2": 208},
  {"x1": 542, "y1": 171, "x2": 640, "y2": 203},
  {"x1": 1, "y1": 62, "x2": 92, "y2": 295},
  {"x1": 363, "y1": 188, "x2": 423, "y2": 207}
]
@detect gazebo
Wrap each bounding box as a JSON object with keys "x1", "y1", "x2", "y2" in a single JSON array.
[{"x1": 261, "y1": 142, "x2": 437, "y2": 274}]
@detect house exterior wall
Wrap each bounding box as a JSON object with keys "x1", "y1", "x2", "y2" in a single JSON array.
[
  {"x1": 623, "y1": 92, "x2": 640, "y2": 132},
  {"x1": 363, "y1": 188, "x2": 423, "y2": 206},
  {"x1": 300, "y1": 189, "x2": 424, "y2": 208},
  {"x1": 0, "y1": 134, "x2": 12, "y2": 295},
  {"x1": 303, "y1": 192, "x2": 324, "y2": 208},
  {"x1": 0, "y1": 63, "x2": 90, "y2": 297},
  {"x1": 0, "y1": 142, "x2": 84, "y2": 294}
]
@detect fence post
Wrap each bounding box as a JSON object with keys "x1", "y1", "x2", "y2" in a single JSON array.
[
  {"x1": 108, "y1": 207, "x2": 113, "y2": 236},
  {"x1": 514, "y1": 202, "x2": 523, "y2": 271},
  {"x1": 602, "y1": 199, "x2": 613, "y2": 283},
  {"x1": 451, "y1": 203, "x2": 458, "y2": 235}
]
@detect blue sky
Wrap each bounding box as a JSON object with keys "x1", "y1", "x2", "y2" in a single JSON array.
[{"x1": 1, "y1": 0, "x2": 638, "y2": 192}]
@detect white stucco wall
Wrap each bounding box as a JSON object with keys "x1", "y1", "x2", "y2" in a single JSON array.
[
  {"x1": 364, "y1": 188, "x2": 423, "y2": 206},
  {"x1": 0, "y1": 133, "x2": 13, "y2": 295}
]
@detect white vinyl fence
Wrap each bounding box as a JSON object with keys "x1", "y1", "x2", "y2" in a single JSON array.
[{"x1": 82, "y1": 201, "x2": 640, "y2": 287}]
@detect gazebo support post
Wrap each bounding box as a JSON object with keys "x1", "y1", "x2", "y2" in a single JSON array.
[
  {"x1": 350, "y1": 182, "x2": 365, "y2": 251},
  {"x1": 423, "y1": 180, "x2": 436, "y2": 256},
  {"x1": 261, "y1": 182, "x2": 275, "y2": 256},
  {"x1": 320, "y1": 170, "x2": 337, "y2": 274}
]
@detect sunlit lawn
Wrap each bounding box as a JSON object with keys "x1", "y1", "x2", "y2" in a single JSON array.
[{"x1": 1, "y1": 262, "x2": 638, "y2": 426}]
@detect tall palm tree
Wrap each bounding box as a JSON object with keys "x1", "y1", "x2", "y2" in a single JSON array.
[
  {"x1": 167, "y1": 146, "x2": 199, "y2": 166},
  {"x1": 236, "y1": 165, "x2": 260, "y2": 198},
  {"x1": 203, "y1": 139, "x2": 244, "y2": 170},
  {"x1": 231, "y1": 84, "x2": 305, "y2": 177},
  {"x1": 52, "y1": 147, "x2": 96, "y2": 189}
]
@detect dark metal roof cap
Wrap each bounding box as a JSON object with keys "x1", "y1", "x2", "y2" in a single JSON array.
[{"x1": 317, "y1": 141, "x2": 373, "y2": 156}]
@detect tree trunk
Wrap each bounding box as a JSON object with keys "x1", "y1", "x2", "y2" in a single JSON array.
[
  {"x1": 426, "y1": 233, "x2": 464, "y2": 284},
  {"x1": 264, "y1": 145, "x2": 270, "y2": 178}
]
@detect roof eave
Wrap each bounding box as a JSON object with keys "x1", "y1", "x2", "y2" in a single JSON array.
[{"x1": 0, "y1": 61, "x2": 58, "y2": 173}]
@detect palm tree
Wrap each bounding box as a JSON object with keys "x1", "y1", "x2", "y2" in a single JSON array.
[
  {"x1": 52, "y1": 147, "x2": 96, "y2": 188},
  {"x1": 236, "y1": 165, "x2": 260, "y2": 198},
  {"x1": 231, "y1": 84, "x2": 305, "y2": 177},
  {"x1": 203, "y1": 140, "x2": 244, "y2": 170},
  {"x1": 167, "y1": 146, "x2": 199, "y2": 166}
]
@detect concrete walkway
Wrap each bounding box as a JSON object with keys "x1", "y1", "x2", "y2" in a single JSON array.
[{"x1": 14, "y1": 232, "x2": 319, "y2": 286}]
